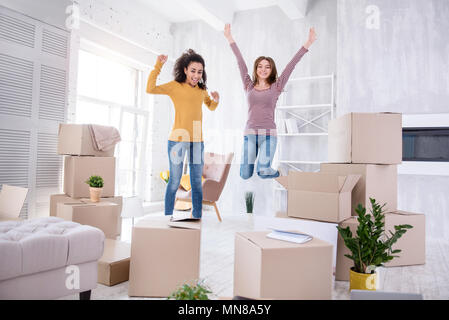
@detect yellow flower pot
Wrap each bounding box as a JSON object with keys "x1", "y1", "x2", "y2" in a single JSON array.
[{"x1": 349, "y1": 268, "x2": 377, "y2": 291}]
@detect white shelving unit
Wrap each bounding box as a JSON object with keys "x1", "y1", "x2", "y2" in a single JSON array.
[{"x1": 274, "y1": 73, "x2": 335, "y2": 194}]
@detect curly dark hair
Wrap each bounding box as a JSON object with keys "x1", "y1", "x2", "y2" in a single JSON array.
[{"x1": 173, "y1": 49, "x2": 207, "y2": 90}]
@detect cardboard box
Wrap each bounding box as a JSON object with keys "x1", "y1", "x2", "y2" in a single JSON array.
[
  {"x1": 98, "y1": 239, "x2": 131, "y2": 286},
  {"x1": 128, "y1": 216, "x2": 201, "y2": 298},
  {"x1": 254, "y1": 212, "x2": 339, "y2": 269},
  {"x1": 0, "y1": 184, "x2": 28, "y2": 220},
  {"x1": 56, "y1": 201, "x2": 121, "y2": 239},
  {"x1": 50, "y1": 194, "x2": 123, "y2": 217},
  {"x1": 328, "y1": 113, "x2": 402, "y2": 164},
  {"x1": 335, "y1": 217, "x2": 358, "y2": 281},
  {"x1": 58, "y1": 123, "x2": 115, "y2": 157},
  {"x1": 320, "y1": 163, "x2": 397, "y2": 214},
  {"x1": 49, "y1": 194, "x2": 83, "y2": 217},
  {"x1": 384, "y1": 211, "x2": 426, "y2": 267},
  {"x1": 275, "y1": 171, "x2": 360, "y2": 223},
  {"x1": 234, "y1": 231, "x2": 333, "y2": 300},
  {"x1": 63, "y1": 156, "x2": 116, "y2": 198},
  {"x1": 336, "y1": 211, "x2": 425, "y2": 281}
]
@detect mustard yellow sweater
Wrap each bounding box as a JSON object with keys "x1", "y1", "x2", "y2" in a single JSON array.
[{"x1": 146, "y1": 60, "x2": 219, "y2": 142}]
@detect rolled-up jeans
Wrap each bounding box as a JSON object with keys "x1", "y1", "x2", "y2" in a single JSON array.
[
  {"x1": 165, "y1": 140, "x2": 204, "y2": 218},
  {"x1": 240, "y1": 134, "x2": 279, "y2": 180}
]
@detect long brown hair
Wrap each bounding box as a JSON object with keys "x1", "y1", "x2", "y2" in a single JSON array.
[
  {"x1": 173, "y1": 49, "x2": 207, "y2": 90},
  {"x1": 252, "y1": 56, "x2": 278, "y2": 86}
]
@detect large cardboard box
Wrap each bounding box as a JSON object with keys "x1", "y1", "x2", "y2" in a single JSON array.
[
  {"x1": 63, "y1": 156, "x2": 116, "y2": 198},
  {"x1": 320, "y1": 163, "x2": 397, "y2": 214},
  {"x1": 128, "y1": 216, "x2": 201, "y2": 298},
  {"x1": 234, "y1": 231, "x2": 333, "y2": 300},
  {"x1": 336, "y1": 211, "x2": 425, "y2": 281},
  {"x1": 275, "y1": 171, "x2": 360, "y2": 223},
  {"x1": 58, "y1": 123, "x2": 115, "y2": 157},
  {"x1": 384, "y1": 211, "x2": 426, "y2": 267},
  {"x1": 328, "y1": 113, "x2": 402, "y2": 164},
  {"x1": 254, "y1": 212, "x2": 339, "y2": 269},
  {"x1": 98, "y1": 239, "x2": 131, "y2": 286},
  {"x1": 56, "y1": 201, "x2": 121, "y2": 239},
  {"x1": 50, "y1": 194, "x2": 123, "y2": 217}
]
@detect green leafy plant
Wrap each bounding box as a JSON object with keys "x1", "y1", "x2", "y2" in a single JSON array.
[
  {"x1": 245, "y1": 191, "x2": 255, "y2": 214},
  {"x1": 167, "y1": 281, "x2": 212, "y2": 300},
  {"x1": 337, "y1": 198, "x2": 413, "y2": 274},
  {"x1": 85, "y1": 175, "x2": 104, "y2": 188}
]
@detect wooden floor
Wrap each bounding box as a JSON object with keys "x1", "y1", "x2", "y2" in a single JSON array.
[{"x1": 60, "y1": 212, "x2": 449, "y2": 300}]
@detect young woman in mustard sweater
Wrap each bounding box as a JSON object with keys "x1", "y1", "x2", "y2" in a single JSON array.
[{"x1": 147, "y1": 50, "x2": 220, "y2": 219}]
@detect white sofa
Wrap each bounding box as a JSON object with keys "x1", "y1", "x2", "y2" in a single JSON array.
[{"x1": 0, "y1": 217, "x2": 104, "y2": 300}]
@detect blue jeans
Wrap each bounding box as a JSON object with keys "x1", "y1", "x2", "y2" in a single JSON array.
[
  {"x1": 165, "y1": 140, "x2": 204, "y2": 218},
  {"x1": 240, "y1": 134, "x2": 279, "y2": 179}
]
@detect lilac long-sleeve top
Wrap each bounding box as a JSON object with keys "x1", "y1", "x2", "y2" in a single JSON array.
[{"x1": 230, "y1": 42, "x2": 308, "y2": 135}]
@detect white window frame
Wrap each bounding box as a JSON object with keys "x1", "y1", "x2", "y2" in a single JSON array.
[{"x1": 75, "y1": 39, "x2": 150, "y2": 198}]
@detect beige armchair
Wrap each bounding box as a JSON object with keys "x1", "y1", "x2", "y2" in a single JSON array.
[{"x1": 176, "y1": 152, "x2": 234, "y2": 222}]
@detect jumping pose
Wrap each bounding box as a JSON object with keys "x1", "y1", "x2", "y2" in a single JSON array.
[
  {"x1": 224, "y1": 24, "x2": 316, "y2": 179},
  {"x1": 146, "y1": 50, "x2": 220, "y2": 219}
]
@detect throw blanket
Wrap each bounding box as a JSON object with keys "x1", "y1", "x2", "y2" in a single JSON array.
[{"x1": 88, "y1": 124, "x2": 121, "y2": 151}]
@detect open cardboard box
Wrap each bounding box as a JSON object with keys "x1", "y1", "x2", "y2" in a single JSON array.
[{"x1": 275, "y1": 171, "x2": 360, "y2": 223}]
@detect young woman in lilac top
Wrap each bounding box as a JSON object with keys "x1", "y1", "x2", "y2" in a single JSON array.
[{"x1": 224, "y1": 24, "x2": 317, "y2": 179}]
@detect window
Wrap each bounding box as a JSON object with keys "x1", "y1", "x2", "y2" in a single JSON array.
[{"x1": 76, "y1": 49, "x2": 149, "y2": 198}]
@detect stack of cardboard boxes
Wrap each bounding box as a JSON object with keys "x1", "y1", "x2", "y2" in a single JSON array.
[
  {"x1": 265, "y1": 113, "x2": 425, "y2": 284},
  {"x1": 51, "y1": 123, "x2": 131, "y2": 286},
  {"x1": 323, "y1": 113, "x2": 425, "y2": 281}
]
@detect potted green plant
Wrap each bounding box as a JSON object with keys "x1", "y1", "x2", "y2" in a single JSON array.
[
  {"x1": 85, "y1": 175, "x2": 104, "y2": 202},
  {"x1": 245, "y1": 191, "x2": 255, "y2": 214},
  {"x1": 337, "y1": 198, "x2": 413, "y2": 290},
  {"x1": 167, "y1": 281, "x2": 212, "y2": 300}
]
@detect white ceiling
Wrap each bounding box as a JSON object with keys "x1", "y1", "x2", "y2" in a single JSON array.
[{"x1": 137, "y1": 0, "x2": 308, "y2": 29}]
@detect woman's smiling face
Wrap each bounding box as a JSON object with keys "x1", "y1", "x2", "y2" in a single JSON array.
[
  {"x1": 184, "y1": 62, "x2": 203, "y2": 87},
  {"x1": 256, "y1": 59, "x2": 272, "y2": 81}
]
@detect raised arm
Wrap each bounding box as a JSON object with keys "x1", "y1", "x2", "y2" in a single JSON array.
[
  {"x1": 275, "y1": 27, "x2": 317, "y2": 92},
  {"x1": 204, "y1": 91, "x2": 219, "y2": 111},
  {"x1": 224, "y1": 24, "x2": 253, "y2": 91},
  {"x1": 146, "y1": 54, "x2": 174, "y2": 95}
]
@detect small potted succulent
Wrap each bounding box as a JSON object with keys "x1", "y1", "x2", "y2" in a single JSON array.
[
  {"x1": 167, "y1": 281, "x2": 212, "y2": 300},
  {"x1": 337, "y1": 198, "x2": 413, "y2": 291},
  {"x1": 85, "y1": 175, "x2": 104, "y2": 202}
]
